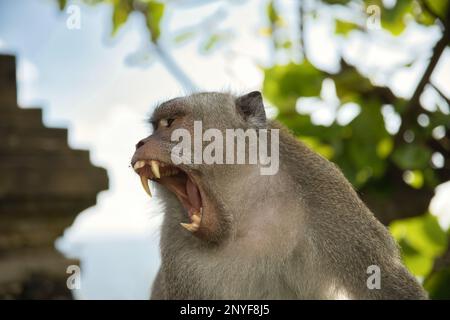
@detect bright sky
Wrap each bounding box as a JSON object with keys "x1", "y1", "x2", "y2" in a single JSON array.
[{"x1": 1, "y1": 0, "x2": 449, "y2": 299}]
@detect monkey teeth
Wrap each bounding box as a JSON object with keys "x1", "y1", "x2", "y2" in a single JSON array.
[
  {"x1": 133, "y1": 160, "x2": 146, "y2": 170},
  {"x1": 133, "y1": 160, "x2": 184, "y2": 197},
  {"x1": 140, "y1": 175, "x2": 152, "y2": 197},
  {"x1": 180, "y1": 209, "x2": 202, "y2": 233},
  {"x1": 133, "y1": 160, "x2": 179, "y2": 178},
  {"x1": 151, "y1": 160, "x2": 161, "y2": 179},
  {"x1": 133, "y1": 160, "x2": 201, "y2": 226},
  {"x1": 180, "y1": 222, "x2": 199, "y2": 232},
  {"x1": 191, "y1": 214, "x2": 201, "y2": 224}
]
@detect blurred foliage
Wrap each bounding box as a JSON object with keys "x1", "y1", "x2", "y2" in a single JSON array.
[
  {"x1": 56, "y1": 0, "x2": 450, "y2": 298},
  {"x1": 390, "y1": 214, "x2": 447, "y2": 276},
  {"x1": 262, "y1": 0, "x2": 450, "y2": 299},
  {"x1": 58, "y1": 0, "x2": 166, "y2": 42}
]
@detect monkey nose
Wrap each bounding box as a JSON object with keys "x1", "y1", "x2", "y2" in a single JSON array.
[{"x1": 136, "y1": 139, "x2": 146, "y2": 150}]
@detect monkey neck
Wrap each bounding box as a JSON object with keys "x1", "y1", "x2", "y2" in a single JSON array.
[
  {"x1": 162, "y1": 120, "x2": 350, "y2": 248},
  {"x1": 270, "y1": 120, "x2": 345, "y2": 194}
]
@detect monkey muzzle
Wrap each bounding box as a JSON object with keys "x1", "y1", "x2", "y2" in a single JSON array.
[{"x1": 131, "y1": 158, "x2": 203, "y2": 233}]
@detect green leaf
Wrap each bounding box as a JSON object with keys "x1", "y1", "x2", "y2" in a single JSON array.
[
  {"x1": 298, "y1": 136, "x2": 335, "y2": 159},
  {"x1": 332, "y1": 66, "x2": 373, "y2": 103},
  {"x1": 57, "y1": 0, "x2": 67, "y2": 10},
  {"x1": 390, "y1": 214, "x2": 448, "y2": 276},
  {"x1": 263, "y1": 61, "x2": 325, "y2": 113},
  {"x1": 403, "y1": 170, "x2": 424, "y2": 189},
  {"x1": 340, "y1": 99, "x2": 389, "y2": 186},
  {"x1": 392, "y1": 144, "x2": 432, "y2": 170},
  {"x1": 365, "y1": 0, "x2": 413, "y2": 36},
  {"x1": 111, "y1": 0, "x2": 133, "y2": 36},
  {"x1": 266, "y1": 0, "x2": 280, "y2": 25},
  {"x1": 335, "y1": 19, "x2": 359, "y2": 36},
  {"x1": 424, "y1": 268, "x2": 450, "y2": 299},
  {"x1": 423, "y1": 167, "x2": 440, "y2": 189},
  {"x1": 376, "y1": 137, "x2": 393, "y2": 159},
  {"x1": 322, "y1": 0, "x2": 351, "y2": 4},
  {"x1": 281, "y1": 40, "x2": 292, "y2": 49},
  {"x1": 416, "y1": 5, "x2": 438, "y2": 26},
  {"x1": 174, "y1": 31, "x2": 196, "y2": 44},
  {"x1": 277, "y1": 112, "x2": 343, "y2": 140},
  {"x1": 428, "y1": 111, "x2": 450, "y2": 128},
  {"x1": 146, "y1": 0, "x2": 165, "y2": 43},
  {"x1": 400, "y1": 240, "x2": 434, "y2": 276},
  {"x1": 201, "y1": 33, "x2": 230, "y2": 53},
  {"x1": 422, "y1": 0, "x2": 449, "y2": 20}
]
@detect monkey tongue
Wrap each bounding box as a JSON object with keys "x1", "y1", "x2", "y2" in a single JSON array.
[{"x1": 186, "y1": 177, "x2": 202, "y2": 213}]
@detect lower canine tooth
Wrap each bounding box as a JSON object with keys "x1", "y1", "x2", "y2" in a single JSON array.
[
  {"x1": 140, "y1": 175, "x2": 152, "y2": 197},
  {"x1": 191, "y1": 214, "x2": 201, "y2": 224},
  {"x1": 180, "y1": 222, "x2": 199, "y2": 232}
]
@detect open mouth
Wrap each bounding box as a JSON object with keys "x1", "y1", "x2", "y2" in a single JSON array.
[{"x1": 132, "y1": 159, "x2": 203, "y2": 233}]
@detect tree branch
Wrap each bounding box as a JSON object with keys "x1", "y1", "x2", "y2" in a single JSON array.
[
  {"x1": 324, "y1": 59, "x2": 408, "y2": 106},
  {"x1": 133, "y1": 1, "x2": 199, "y2": 91},
  {"x1": 153, "y1": 43, "x2": 199, "y2": 92},
  {"x1": 430, "y1": 82, "x2": 450, "y2": 107},
  {"x1": 299, "y1": 0, "x2": 306, "y2": 59},
  {"x1": 395, "y1": 20, "x2": 450, "y2": 145},
  {"x1": 419, "y1": 0, "x2": 441, "y2": 22}
]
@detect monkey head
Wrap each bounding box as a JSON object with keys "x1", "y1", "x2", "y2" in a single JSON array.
[{"x1": 131, "y1": 91, "x2": 268, "y2": 244}]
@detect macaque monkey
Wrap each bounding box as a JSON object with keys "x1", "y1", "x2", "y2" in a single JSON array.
[{"x1": 131, "y1": 91, "x2": 427, "y2": 299}]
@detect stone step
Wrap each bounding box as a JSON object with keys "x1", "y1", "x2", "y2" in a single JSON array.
[
  {"x1": 0, "y1": 149, "x2": 101, "y2": 169},
  {"x1": 0, "y1": 165, "x2": 108, "y2": 198},
  {"x1": 0, "y1": 212, "x2": 78, "y2": 249},
  {"x1": 0, "y1": 127, "x2": 70, "y2": 153},
  {"x1": 0, "y1": 197, "x2": 98, "y2": 217},
  {"x1": 0, "y1": 107, "x2": 47, "y2": 130}
]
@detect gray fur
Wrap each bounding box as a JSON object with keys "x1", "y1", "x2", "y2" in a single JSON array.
[{"x1": 143, "y1": 92, "x2": 427, "y2": 300}]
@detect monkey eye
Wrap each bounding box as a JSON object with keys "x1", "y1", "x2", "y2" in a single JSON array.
[{"x1": 159, "y1": 118, "x2": 175, "y2": 128}]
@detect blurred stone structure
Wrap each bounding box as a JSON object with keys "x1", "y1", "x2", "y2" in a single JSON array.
[{"x1": 0, "y1": 55, "x2": 108, "y2": 299}]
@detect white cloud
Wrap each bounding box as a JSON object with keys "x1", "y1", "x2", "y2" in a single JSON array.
[{"x1": 17, "y1": 58, "x2": 39, "y2": 83}]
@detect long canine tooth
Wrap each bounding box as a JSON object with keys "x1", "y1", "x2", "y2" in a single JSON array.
[
  {"x1": 191, "y1": 214, "x2": 201, "y2": 224},
  {"x1": 140, "y1": 175, "x2": 152, "y2": 197},
  {"x1": 151, "y1": 160, "x2": 161, "y2": 179},
  {"x1": 133, "y1": 160, "x2": 146, "y2": 170},
  {"x1": 191, "y1": 220, "x2": 200, "y2": 229},
  {"x1": 180, "y1": 222, "x2": 199, "y2": 232}
]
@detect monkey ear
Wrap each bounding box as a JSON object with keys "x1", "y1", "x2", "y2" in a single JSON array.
[{"x1": 235, "y1": 91, "x2": 267, "y2": 125}]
